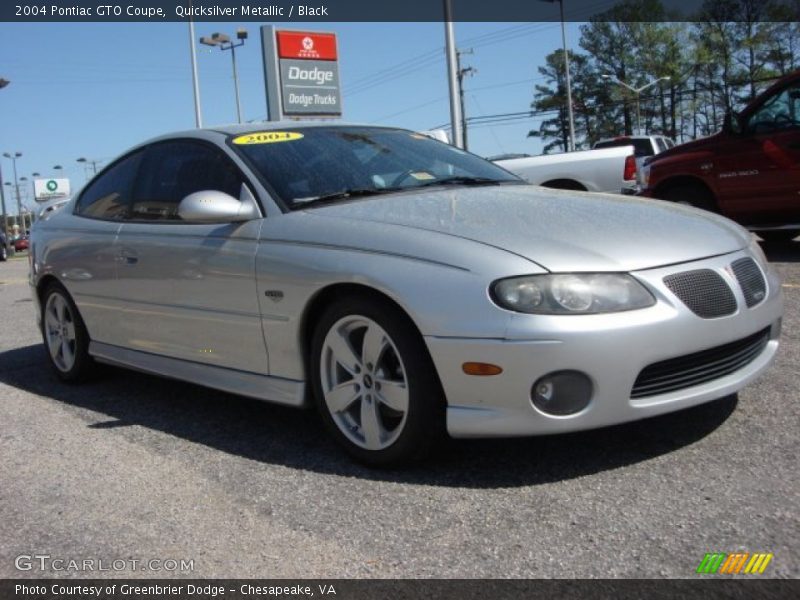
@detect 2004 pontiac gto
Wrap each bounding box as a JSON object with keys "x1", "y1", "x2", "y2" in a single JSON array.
[{"x1": 29, "y1": 124, "x2": 783, "y2": 465}]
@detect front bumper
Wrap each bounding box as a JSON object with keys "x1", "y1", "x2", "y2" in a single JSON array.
[{"x1": 425, "y1": 249, "x2": 783, "y2": 438}]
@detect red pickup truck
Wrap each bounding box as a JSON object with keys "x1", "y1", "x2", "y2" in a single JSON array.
[{"x1": 640, "y1": 70, "x2": 800, "y2": 242}]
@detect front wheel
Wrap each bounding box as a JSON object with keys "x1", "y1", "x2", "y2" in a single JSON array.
[{"x1": 310, "y1": 296, "x2": 445, "y2": 466}]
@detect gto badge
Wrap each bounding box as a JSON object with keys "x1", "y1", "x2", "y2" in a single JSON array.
[{"x1": 264, "y1": 290, "x2": 284, "y2": 302}]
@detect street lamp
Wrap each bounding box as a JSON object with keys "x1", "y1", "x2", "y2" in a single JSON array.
[
  {"x1": 77, "y1": 157, "x2": 102, "y2": 179},
  {"x1": 200, "y1": 29, "x2": 248, "y2": 124},
  {"x1": 3, "y1": 152, "x2": 23, "y2": 232},
  {"x1": 539, "y1": 0, "x2": 576, "y2": 151},
  {"x1": 602, "y1": 74, "x2": 671, "y2": 135}
]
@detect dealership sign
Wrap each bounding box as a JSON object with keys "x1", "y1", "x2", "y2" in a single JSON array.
[
  {"x1": 260, "y1": 27, "x2": 342, "y2": 119},
  {"x1": 34, "y1": 178, "x2": 70, "y2": 201}
]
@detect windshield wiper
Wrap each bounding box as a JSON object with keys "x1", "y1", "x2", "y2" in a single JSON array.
[
  {"x1": 414, "y1": 176, "x2": 508, "y2": 188},
  {"x1": 293, "y1": 187, "x2": 402, "y2": 209}
]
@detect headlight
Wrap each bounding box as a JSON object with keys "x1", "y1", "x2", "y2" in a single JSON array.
[{"x1": 492, "y1": 273, "x2": 655, "y2": 314}]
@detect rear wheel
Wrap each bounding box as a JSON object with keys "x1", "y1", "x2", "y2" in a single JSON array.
[
  {"x1": 41, "y1": 282, "x2": 96, "y2": 382},
  {"x1": 661, "y1": 184, "x2": 717, "y2": 212},
  {"x1": 758, "y1": 230, "x2": 799, "y2": 243},
  {"x1": 310, "y1": 296, "x2": 445, "y2": 466}
]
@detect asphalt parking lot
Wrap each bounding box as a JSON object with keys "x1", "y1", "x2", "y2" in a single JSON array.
[{"x1": 0, "y1": 244, "x2": 798, "y2": 579}]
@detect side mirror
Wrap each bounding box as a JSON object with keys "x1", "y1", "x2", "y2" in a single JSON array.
[{"x1": 177, "y1": 187, "x2": 260, "y2": 223}]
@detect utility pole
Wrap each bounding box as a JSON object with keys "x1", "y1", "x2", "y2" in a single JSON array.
[
  {"x1": 443, "y1": 0, "x2": 463, "y2": 149},
  {"x1": 456, "y1": 48, "x2": 476, "y2": 151}
]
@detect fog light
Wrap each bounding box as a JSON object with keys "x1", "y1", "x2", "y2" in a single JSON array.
[{"x1": 531, "y1": 371, "x2": 592, "y2": 416}]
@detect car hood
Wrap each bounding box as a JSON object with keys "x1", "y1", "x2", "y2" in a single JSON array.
[{"x1": 306, "y1": 185, "x2": 749, "y2": 272}]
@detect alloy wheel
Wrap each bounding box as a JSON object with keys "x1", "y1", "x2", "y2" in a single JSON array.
[{"x1": 320, "y1": 316, "x2": 410, "y2": 451}]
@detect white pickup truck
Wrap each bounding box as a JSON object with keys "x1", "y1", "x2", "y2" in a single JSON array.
[{"x1": 494, "y1": 145, "x2": 637, "y2": 194}]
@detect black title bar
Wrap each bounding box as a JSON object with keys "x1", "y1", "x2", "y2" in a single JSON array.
[{"x1": 3, "y1": 0, "x2": 800, "y2": 22}]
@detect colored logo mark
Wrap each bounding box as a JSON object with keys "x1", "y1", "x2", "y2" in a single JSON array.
[{"x1": 696, "y1": 552, "x2": 773, "y2": 574}]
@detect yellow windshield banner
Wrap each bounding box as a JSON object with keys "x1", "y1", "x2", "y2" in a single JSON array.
[{"x1": 232, "y1": 131, "x2": 304, "y2": 145}]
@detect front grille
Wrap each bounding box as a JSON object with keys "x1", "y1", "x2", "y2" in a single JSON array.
[
  {"x1": 731, "y1": 257, "x2": 767, "y2": 308},
  {"x1": 631, "y1": 327, "x2": 770, "y2": 399},
  {"x1": 663, "y1": 269, "x2": 737, "y2": 318}
]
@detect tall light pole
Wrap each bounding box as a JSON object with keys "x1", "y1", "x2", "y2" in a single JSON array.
[
  {"x1": 443, "y1": 0, "x2": 463, "y2": 149},
  {"x1": 3, "y1": 152, "x2": 22, "y2": 232},
  {"x1": 540, "y1": 0, "x2": 576, "y2": 151},
  {"x1": 200, "y1": 29, "x2": 248, "y2": 124},
  {"x1": 188, "y1": 16, "x2": 203, "y2": 128},
  {"x1": 602, "y1": 74, "x2": 671, "y2": 135}
]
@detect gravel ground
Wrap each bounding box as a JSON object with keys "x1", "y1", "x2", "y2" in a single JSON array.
[{"x1": 0, "y1": 245, "x2": 798, "y2": 579}]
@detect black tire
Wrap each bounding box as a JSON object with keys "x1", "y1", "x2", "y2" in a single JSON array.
[
  {"x1": 41, "y1": 281, "x2": 96, "y2": 382},
  {"x1": 310, "y1": 295, "x2": 445, "y2": 466},
  {"x1": 661, "y1": 184, "x2": 717, "y2": 212},
  {"x1": 758, "y1": 230, "x2": 799, "y2": 244},
  {"x1": 0, "y1": 244, "x2": 7, "y2": 262}
]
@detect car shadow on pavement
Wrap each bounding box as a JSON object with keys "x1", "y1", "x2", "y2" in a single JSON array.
[{"x1": 0, "y1": 344, "x2": 737, "y2": 489}]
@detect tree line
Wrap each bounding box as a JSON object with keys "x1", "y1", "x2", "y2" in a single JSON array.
[{"x1": 529, "y1": 0, "x2": 800, "y2": 153}]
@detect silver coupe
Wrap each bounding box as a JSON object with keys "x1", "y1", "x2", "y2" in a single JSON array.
[{"x1": 29, "y1": 124, "x2": 783, "y2": 465}]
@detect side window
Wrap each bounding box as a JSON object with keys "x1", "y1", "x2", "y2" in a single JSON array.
[
  {"x1": 74, "y1": 151, "x2": 142, "y2": 220},
  {"x1": 746, "y1": 83, "x2": 800, "y2": 134},
  {"x1": 130, "y1": 141, "x2": 243, "y2": 221}
]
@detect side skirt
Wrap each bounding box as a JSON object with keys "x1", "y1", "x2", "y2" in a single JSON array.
[{"x1": 89, "y1": 342, "x2": 307, "y2": 408}]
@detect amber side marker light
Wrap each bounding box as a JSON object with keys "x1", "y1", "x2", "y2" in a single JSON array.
[{"x1": 462, "y1": 362, "x2": 503, "y2": 376}]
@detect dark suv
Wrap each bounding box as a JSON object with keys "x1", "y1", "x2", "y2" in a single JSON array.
[{"x1": 640, "y1": 70, "x2": 800, "y2": 242}]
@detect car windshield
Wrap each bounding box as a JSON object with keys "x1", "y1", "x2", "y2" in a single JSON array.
[{"x1": 230, "y1": 126, "x2": 521, "y2": 209}]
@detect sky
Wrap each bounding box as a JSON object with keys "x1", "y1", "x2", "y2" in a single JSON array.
[{"x1": 0, "y1": 17, "x2": 586, "y2": 212}]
